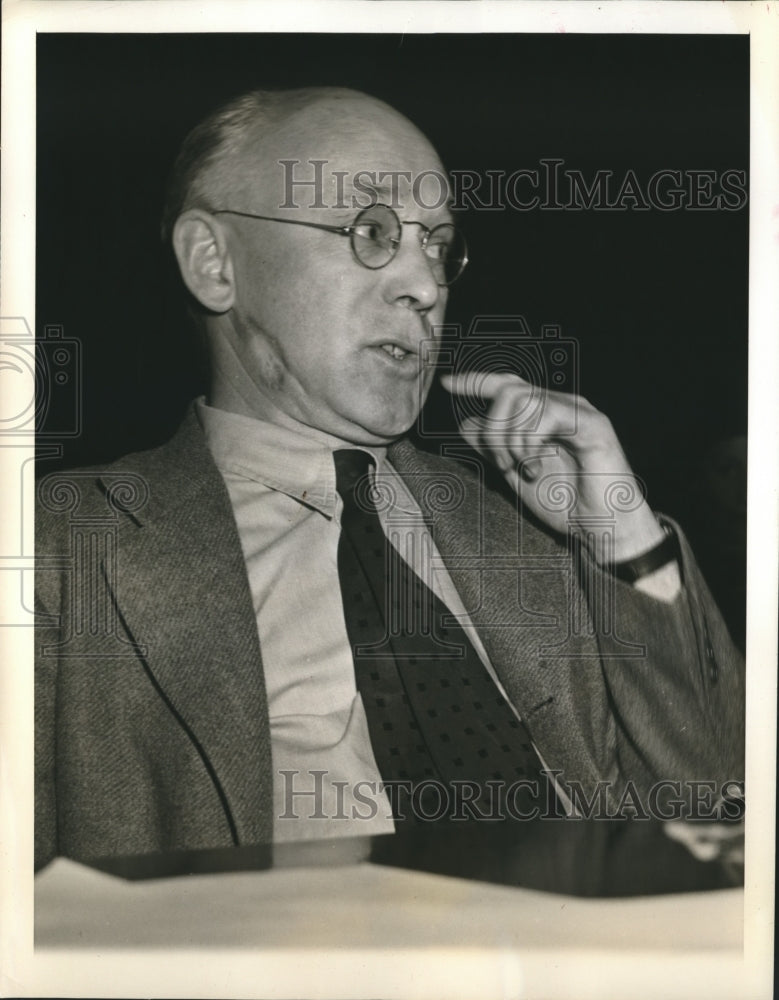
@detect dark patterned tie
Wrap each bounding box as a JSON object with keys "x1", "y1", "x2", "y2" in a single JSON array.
[{"x1": 334, "y1": 449, "x2": 543, "y2": 823}]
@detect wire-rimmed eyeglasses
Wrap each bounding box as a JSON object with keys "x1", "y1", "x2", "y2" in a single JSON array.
[{"x1": 211, "y1": 202, "x2": 468, "y2": 286}]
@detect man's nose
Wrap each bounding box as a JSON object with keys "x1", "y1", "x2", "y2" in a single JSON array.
[{"x1": 381, "y1": 228, "x2": 442, "y2": 313}]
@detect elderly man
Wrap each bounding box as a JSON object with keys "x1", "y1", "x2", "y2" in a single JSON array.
[{"x1": 34, "y1": 88, "x2": 744, "y2": 868}]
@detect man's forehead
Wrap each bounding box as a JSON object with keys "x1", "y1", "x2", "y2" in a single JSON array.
[
  {"x1": 268, "y1": 94, "x2": 436, "y2": 158},
  {"x1": 238, "y1": 96, "x2": 450, "y2": 214}
]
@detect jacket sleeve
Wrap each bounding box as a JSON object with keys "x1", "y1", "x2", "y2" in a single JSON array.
[{"x1": 583, "y1": 515, "x2": 745, "y2": 809}]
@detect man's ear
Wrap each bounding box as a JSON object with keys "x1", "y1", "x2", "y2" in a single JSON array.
[{"x1": 172, "y1": 210, "x2": 235, "y2": 313}]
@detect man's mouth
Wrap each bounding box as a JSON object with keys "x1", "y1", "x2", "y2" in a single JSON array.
[{"x1": 380, "y1": 343, "x2": 411, "y2": 360}]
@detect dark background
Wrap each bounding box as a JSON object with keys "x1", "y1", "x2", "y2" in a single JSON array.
[{"x1": 36, "y1": 33, "x2": 748, "y2": 645}]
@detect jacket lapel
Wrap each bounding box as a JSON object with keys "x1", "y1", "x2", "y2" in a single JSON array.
[
  {"x1": 389, "y1": 439, "x2": 609, "y2": 790},
  {"x1": 100, "y1": 410, "x2": 273, "y2": 845}
]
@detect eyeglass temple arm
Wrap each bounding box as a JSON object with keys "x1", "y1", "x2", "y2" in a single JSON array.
[{"x1": 211, "y1": 209, "x2": 351, "y2": 236}]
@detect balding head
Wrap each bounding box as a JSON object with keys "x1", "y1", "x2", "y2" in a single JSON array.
[
  {"x1": 167, "y1": 86, "x2": 457, "y2": 444},
  {"x1": 161, "y1": 87, "x2": 438, "y2": 241}
]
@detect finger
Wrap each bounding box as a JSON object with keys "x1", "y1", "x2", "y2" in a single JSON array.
[
  {"x1": 440, "y1": 372, "x2": 594, "y2": 443},
  {"x1": 519, "y1": 457, "x2": 543, "y2": 482},
  {"x1": 441, "y1": 372, "x2": 582, "y2": 448},
  {"x1": 439, "y1": 371, "x2": 532, "y2": 400},
  {"x1": 457, "y1": 416, "x2": 484, "y2": 452},
  {"x1": 440, "y1": 373, "x2": 534, "y2": 472},
  {"x1": 503, "y1": 455, "x2": 568, "y2": 510},
  {"x1": 482, "y1": 380, "x2": 546, "y2": 440},
  {"x1": 510, "y1": 446, "x2": 569, "y2": 487},
  {"x1": 459, "y1": 415, "x2": 532, "y2": 477},
  {"x1": 474, "y1": 381, "x2": 545, "y2": 471},
  {"x1": 443, "y1": 374, "x2": 582, "y2": 482},
  {"x1": 458, "y1": 416, "x2": 526, "y2": 476}
]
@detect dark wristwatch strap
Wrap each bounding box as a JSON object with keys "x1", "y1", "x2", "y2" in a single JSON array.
[{"x1": 608, "y1": 525, "x2": 681, "y2": 583}]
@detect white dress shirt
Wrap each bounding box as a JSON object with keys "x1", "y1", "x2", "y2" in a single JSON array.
[{"x1": 197, "y1": 398, "x2": 549, "y2": 840}]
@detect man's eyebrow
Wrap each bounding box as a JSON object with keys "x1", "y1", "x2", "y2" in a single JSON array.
[
  {"x1": 373, "y1": 183, "x2": 398, "y2": 202},
  {"x1": 345, "y1": 179, "x2": 396, "y2": 202},
  {"x1": 345, "y1": 179, "x2": 455, "y2": 220}
]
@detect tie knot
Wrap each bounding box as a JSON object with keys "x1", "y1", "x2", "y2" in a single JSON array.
[{"x1": 334, "y1": 449, "x2": 374, "y2": 507}]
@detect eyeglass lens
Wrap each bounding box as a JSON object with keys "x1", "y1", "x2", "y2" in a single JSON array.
[{"x1": 350, "y1": 204, "x2": 466, "y2": 285}]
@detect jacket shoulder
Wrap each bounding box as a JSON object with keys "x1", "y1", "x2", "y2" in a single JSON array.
[
  {"x1": 388, "y1": 436, "x2": 564, "y2": 558},
  {"x1": 37, "y1": 406, "x2": 211, "y2": 524}
]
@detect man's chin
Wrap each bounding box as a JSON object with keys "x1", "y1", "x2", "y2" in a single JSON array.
[{"x1": 342, "y1": 408, "x2": 420, "y2": 446}]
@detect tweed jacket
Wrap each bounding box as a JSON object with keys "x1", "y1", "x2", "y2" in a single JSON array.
[{"x1": 34, "y1": 410, "x2": 745, "y2": 869}]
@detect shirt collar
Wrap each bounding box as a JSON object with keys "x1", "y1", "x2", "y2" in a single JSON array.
[{"x1": 196, "y1": 397, "x2": 387, "y2": 519}]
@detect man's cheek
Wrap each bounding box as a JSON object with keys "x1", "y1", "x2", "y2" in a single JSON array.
[{"x1": 418, "y1": 367, "x2": 436, "y2": 404}]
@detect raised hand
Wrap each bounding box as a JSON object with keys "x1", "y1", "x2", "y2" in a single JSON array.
[{"x1": 439, "y1": 372, "x2": 679, "y2": 596}]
